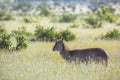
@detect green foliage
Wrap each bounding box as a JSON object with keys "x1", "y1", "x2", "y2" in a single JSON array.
[
  {"x1": 40, "y1": 7, "x2": 51, "y2": 16},
  {"x1": 16, "y1": 35, "x2": 28, "y2": 50},
  {"x1": 0, "y1": 24, "x2": 11, "y2": 50},
  {"x1": 11, "y1": 26, "x2": 32, "y2": 38},
  {"x1": 0, "y1": 11, "x2": 14, "y2": 21},
  {"x1": 0, "y1": 23, "x2": 6, "y2": 34},
  {"x1": 56, "y1": 29, "x2": 75, "y2": 41},
  {"x1": 50, "y1": 15, "x2": 60, "y2": 23},
  {"x1": 69, "y1": 23, "x2": 79, "y2": 28},
  {"x1": 0, "y1": 28, "x2": 5, "y2": 34},
  {"x1": 59, "y1": 14, "x2": 77, "y2": 22},
  {"x1": 0, "y1": 33, "x2": 12, "y2": 49},
  {"x1": 34, "y1": 25, "x2": 56, "y2": 41},
  {"x1": 23, "y1": 17, "x2": 32, "y2": 23},
  {"x1": 85, "y1": 15, "x2": 102, "y2": 28},
  {"x1": 101, "y1": 29, "x2": 120, "y2": 40},
  {"x1": 0, "y1": 26, "x2": 29, "y2": 50},
  {"x1": 11, "y1": 26, "x2": 34, "y2": 42},
  {"x1": 117, "y1": 22, "x2": 120, "y2": 26},
  {"x1": 34, "y1": 25, "x2": 76, "y2": 41},
  {"x1": 0, "y1": 24, "x2": 9, "y2": 49},
  {"x1": 95, "y1": 5, "x2": 118, "y2": 23},
  {"x1": 22, "y1": 17, "x2": 38, "y2": 23}
]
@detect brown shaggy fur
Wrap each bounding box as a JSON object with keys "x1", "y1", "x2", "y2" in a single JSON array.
[{"x1": 53, "y1": 39, "x2": 109, "y2": 66}]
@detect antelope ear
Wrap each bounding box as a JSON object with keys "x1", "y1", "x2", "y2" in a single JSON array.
[
  {"x1": 61, "y1": 37, "x2": 64, "y2": 42},
  {"x1": 54, "y1": 38, "x2": 57, "y2": 42}
]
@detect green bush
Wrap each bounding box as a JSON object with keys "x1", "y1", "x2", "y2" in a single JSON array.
[
  {"x1": 0, "y1": 26, "x2": 29, "y2": 50},
  {"x1": 0, "y1": 24, "x2": 12, "y2": 50},
  {"x1": 50, "y1": 15, "x2": 60, "y2": 23},
  {"x1": 69, "y1": 23, "x2": 79, "y2": 28},
  {"x1": 34, "y1": 25, "x2": 76, "y2": 41},
  {"x1": 16, "y1": 35, "x2": 28, "y2": 50},
  {"x1": 22, "y1": 17, "x2": 38, "y2": 23},
  {"x1": 40, "y1": 7, "x2": 51, "y2": 16},
  {"x1": 11, "y1": 26, "x2": 32, "y2": 39},
  {"x1": 85, "y1": 15, "x2": 102, "y2": 28},
  {"x1": 0, "y1": 23, "x2": 6, "y2": 34},
  {"x1": 59, "y1": 14, "x2": 77, "y2": 22},
  {"x1": 0, "y1": 33, "x2": 12, "y2": 49},
  {"x1": 101, "y1": 29, "x2": 120, "y2": 39},
  {"x1": 0, "y1": 28, "x2": 5, "y2": 34},
  {"x1": 56, "y1": 29, "x2": 75, "y2": 41},
  {"x1": 117, "y1": 22, "x2": 120, "y2": 26},
  {"x1": 95, "y1": 5, "x2": 118, "y2": 23},
  {"x1": 0, "y1": 11, "x2": 14, "y2": 21},
  {"x1": 34, "y1": 25, "x2": 56, "y2": 41}
]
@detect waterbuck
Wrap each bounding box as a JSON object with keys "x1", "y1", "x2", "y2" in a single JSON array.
[{"x1": 52, "y1": 38, "x2": 109, "y2": 66}]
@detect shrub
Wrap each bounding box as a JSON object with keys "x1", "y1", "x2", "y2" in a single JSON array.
[
  {"x1": 40, "y1": 7, "x2": 51, "y2": 16},
  {"x1": 16, "y1": 35, "x2": 28, "y2": 50},
  {"x1": 56, "y1": 29, "x2": 75, "y2": 41},
  {"x1": 95, "y1": 5, "x2": 118, "y2": 23},
  {"x1": 22, "y1": 17, "x2": 32, "y2": 23},
  {"x1": 0, "y1": 11, "x2": 14, "y2": 21},
  {"x1": 22, "y1": 17, "x2": 38, "y2": 23},
  {"x1": 85, "y1": 15, "x2": 102, "y2": 28},
  {"x1": 34, "y1": 25, "x2": 55, "y2": 41},
  {"x1": 11, "y1": 26, "x2": 34, "y2": 42},
  {"x1": 0, "y1": 33, "x2": 12, "y2": 49},
  {"x1": 103, "y1": 12, "x2": 118, "y2": 23},
  {"x1": 50, "y1": 15, "x2": 60, "y2": 23},
  {"x1": 11, "y1": 26, "x2": 32, "y2": 39},
  {"x1": 59, "y1": 14, "x2": 77, "y2": 22},
  {"x1": 0, "y1": 26, "x2": 29, "y2": 50},
  {"x1": 0, "y1": 23, "x2": 11, "y2": 49},
  {"x1": 117, "y1": 22, "x2": 120, "y2": 26},
  {"x1": 0, "y1": 28, "x2": 5, "y2": 34},
  {"x1": 34, "y1": 25, "x2": 76, "y2": 41},
  {"x1": 101, "y1": 29, "x2": 120, "y2": 39},
  {"x1": 0, "y1": 23, "x2": 6, "y2": 34},
  {"x1": 69, "y1": 23, "x2": 79, "y2": 28}
]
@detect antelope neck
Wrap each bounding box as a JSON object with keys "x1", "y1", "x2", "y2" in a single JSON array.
[{"x1": 59, "y1": 43, "x2": 70, "y2": 59}]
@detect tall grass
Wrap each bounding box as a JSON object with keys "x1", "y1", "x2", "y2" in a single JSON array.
[
  {"x1": 0, "y1": 12, "x2": 120, "y2": 80},
  {"x1": 0, "y1": 39, "x2": 120, "y2": 80}
]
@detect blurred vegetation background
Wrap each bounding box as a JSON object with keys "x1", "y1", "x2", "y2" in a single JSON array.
[{"x1": 0, "y1": 0, "x2": 120, "y2": 50}]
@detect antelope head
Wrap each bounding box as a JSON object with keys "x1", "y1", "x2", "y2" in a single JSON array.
[{"x1": 53, "y1": 38, "x2": 65, "y2": 52}]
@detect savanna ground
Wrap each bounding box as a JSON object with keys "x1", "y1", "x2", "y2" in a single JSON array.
[{"x1": 0, "y1": 16, "x2": 120, "y2": 80}]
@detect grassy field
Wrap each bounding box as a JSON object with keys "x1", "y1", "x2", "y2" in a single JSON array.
[{"x1": 0, "y1": 17, "x2": 120, "y2": 80}]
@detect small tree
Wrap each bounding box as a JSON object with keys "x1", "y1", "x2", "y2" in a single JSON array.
[
  {"x1": 0, "y1": 11, "x2": 14, "y2": 21},
  {"x1": 59, "y1": 14, "x2": 77, "y2": 22},
  {"x1": 95, "y1": 5, "x2": 118, "y2": 23},
  {"x1": 11, "y1": 26, "x2": 32, "y2": 38},
  {"x1": 34, "y1": 25, "x2": 55, "y2": 41},
  {"x1": 34, "y1": 25, "x2": 76, "y2": 41},
  {"x1": 0, "y1": 23, "x2": 12, "y2": 49},
  {"x1": 85, "y1": 15, "x2": 102, "y2": 28},
  {"x1": 16, "y1": 35, "x2": 28, "y2": 50},
  {"x1": 56, "y1": 29, "x2": 75, "y2": 41},
  {"x1": 69, "y1": 23, "x2": 79, "y2": 28},
  {"x1": 101, "y1": 29, "x2": 120, "y2": 40},
  {"x1": 0, "y1": 23, "x2": 6, "y2": 34},
  {"x1": 22, "y1": 17, "x2": 38, "y2": 23},
  {"x1": 0, "y1": 33, "x2": 12, "y2": 49},
  {"x1": 40, "y1": 7, "x2": 51, "y2": 16}
]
